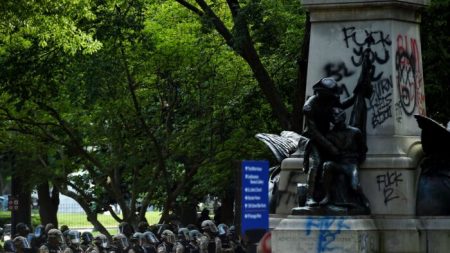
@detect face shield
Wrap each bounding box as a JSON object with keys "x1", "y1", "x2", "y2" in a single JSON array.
[
  {"x1": 189, "y1": 230, "x2": 202, "y2": 243},
  {"x1": 81, "y1": 232, "x2": 93, "y2": 244},
  {"x1": 95, "y1": 235, "x2": 109, "y2": 248},
  {"x1": 161, "y1": 230, "x2": 175, "y2": 244},
  {"x1": 177, "y1": 228, "x2": 190, "y2": 241},
  {"x1": 218, "y1": 224, "x2": 229, "y2": 237},
  {"x1": 201, "y1": 220, "x2": 218, "y2": 234},
  {"x1": 131, "y1": 232, "x2": 144, "y2": 246},
  {"x1": 68, "y1": 231, "x2": 81, "y2": 245},
  {"x1": 113, "y1": 235, "x2": 129, "y2": 250},
  {"x1": 143, "y1": 232, "x2": 159, "y2": 244}
]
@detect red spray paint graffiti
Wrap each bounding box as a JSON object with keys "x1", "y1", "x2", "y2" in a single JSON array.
[{"x1": 395, "y1": 34, "x2": 426, "y2": 116}]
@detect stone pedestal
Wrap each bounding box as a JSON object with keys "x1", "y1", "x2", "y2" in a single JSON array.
[
  {"x1": 375, "y1": 218, "x2": 422, "y2": 252},
  {"x1": 419, "y1": 217, "x2": 450, "y2": 253},
  {"x1": 300, "y1": 0, "x2": 428, "y2": 216},
  {"x1": 267, "y1": 1, "x2": 445, "y2": 253},
  {"x1": 271, "y1": 216, "x2": 379, "y2": 252},
  {"x1": 270, "y1": 216, "x2": 450, "y2": 253}
]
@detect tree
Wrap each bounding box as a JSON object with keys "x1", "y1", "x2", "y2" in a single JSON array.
[
  {"x1": 0, "y1": 0, "x2": 282, "y2": 232},
  {"x1": 174, "y1": 0, "x2": 310, "y2": 131},
  {"x1": 0, "y1": 0, "x2": 316, "y2": 232},
  {"x1": 421, "y1": 0, "x2": 450, "y2": 124}
]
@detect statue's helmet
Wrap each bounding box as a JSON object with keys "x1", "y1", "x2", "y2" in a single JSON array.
[{"x1": 313, "y1": 77, "x2": 342, "y2": 98}]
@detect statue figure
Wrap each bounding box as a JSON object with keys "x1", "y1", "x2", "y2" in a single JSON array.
[
  {"x1": 256, "y1": 52, "x2": 373, "y2": 215},
  {"x1": 302, "y1": 77, "x2": 357, "y2": 207},
  {"x1": 415, "y1": 115, "x2": 450, "y2": 215},
  {"x1": 319, "y1": 107, "x2": 370, "y2": 214}
]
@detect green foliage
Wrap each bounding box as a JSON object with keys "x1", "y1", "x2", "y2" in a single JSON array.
[
  {"x1": 421, "y1": 0, "x2": 450, "y2": 124},
  {"x1": 0, "y1": 211, "x2": 41, "y2": 228}
]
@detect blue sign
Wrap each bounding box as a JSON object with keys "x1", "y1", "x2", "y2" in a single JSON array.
[{"x1": 241, "y1": 160, "x2": 269, "y2": 235}]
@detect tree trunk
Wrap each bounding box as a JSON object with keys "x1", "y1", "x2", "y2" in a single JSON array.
[
  {"x1": 292, "y1": 12, "x2": 311, "y2": 133},
  {"x1": 60, "y1": 188, "x2": 112, "y2": 238},
  {"x1": 175, "y1": 200, "x2": 198, "y2": 226},
  {"x1": 219, "y1": 188, "x2": 235, "y2": 225},
  {"x1": 37, "y1": 182, "x2": 59, "y2": 227},
  {"x1": 11, "y1": 173, "x2": 31, "y2": 236},
  {"x1": 240, "y1": 40, "x2": 291, "y2": 130}
]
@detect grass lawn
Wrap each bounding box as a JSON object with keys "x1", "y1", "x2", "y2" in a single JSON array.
[
  {"x1": 0, "y1": 211, "x2": 161, "y2": 230},
  {"x1": 58, "y1": 211, "x2": 162, "y2": 229}
]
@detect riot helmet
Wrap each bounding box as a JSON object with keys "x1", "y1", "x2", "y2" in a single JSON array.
[
  {"x1": 16, "y1": 223, "x2": 30, "y2": 237},
  {"x1": 143, "y1": 231, "x2": 159, "y2": 245},
  {"x1": 112, "y1": 233, "x2": 129, "y2": 250},
  {"x1": 81, "y1": 231, "x2": 94, "y2": 245},
  {"x1": 47, "y1": 228, "x2": 64, "y2": 246},
  {"x1": 44, "y1": 223, "x2": 55, "y2": 234},
  {"x1": 177, "y1": 228, "x2": 190, "y2": 242},
  {"x1": 13, "y1": 236, "x2": 31, "y2": 249},
  {"x1": 161, "y1": 230, "x2": 176, "y2": 245},
  {"x1": 118, "y1": 222, "x2": 134, "y2": 238},
  {"x1": 188, "y1": 230, "x2": 202, "y2": 243},
  {"x1": 67, "y1": 230, "x2": 81, "y2": 246},
  {"x1": 94, "y1": 234, "x2": 109, "y2": 248},
  {"x1": 217, "y1": 224, "x2": 229, "y2": 237},
  {"x1": 201, "y1": 220, "x2": 218, "y2": 234},
  {"x1": 131, "y1": 232, "x2": 144, "y2": 245}
]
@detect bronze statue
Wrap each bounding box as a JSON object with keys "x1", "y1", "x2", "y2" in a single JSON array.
[
  {"x1": 319, "y1": 107, "x2": 370, "y2": 214},
  {"x1": 415, "y1": 115, "x2": 450, "y2": 215},
  {"x1": 302, "y1": 77, "x2": 357, "y2": 207},
  {"x1": 257, "y1": 52, "x2": 373, "y2": 215}
]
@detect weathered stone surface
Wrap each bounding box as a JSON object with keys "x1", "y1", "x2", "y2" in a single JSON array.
[{"x1": 271, "y1": 216, "x2": 379, "y2": 253}]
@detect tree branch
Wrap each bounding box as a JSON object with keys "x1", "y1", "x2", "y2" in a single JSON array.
[
  {"x1": 174, "y1": 0, "x2": 204, "y2": 16},
  {"x1": 194, "y1": 0, "x2": 234, "y2": 47}
]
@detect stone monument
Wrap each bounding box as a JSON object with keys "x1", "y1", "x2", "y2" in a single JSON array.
[{"x1": 266, "y1": 1, "x2": 450, "y2": 252}]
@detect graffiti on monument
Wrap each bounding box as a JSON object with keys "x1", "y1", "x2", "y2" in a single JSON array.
[
  {"x1": 395, "y1": 34, "x2": 426, "y2": 117},
  {"x1": 305, "y1": 216, "x2": 350, "y2": 253},
  {"x1": 323, "y1": 62, "x2": 355, "y2": 91},
  {"x1": 324, "y1": 26, "x2": 394, "y2": 129},
  {"x1": 368, "y1": 76, "x2": 393, "y2": 128},
  {"x1": 376, "y1": 171, "x2": 403, "y2": 205}
]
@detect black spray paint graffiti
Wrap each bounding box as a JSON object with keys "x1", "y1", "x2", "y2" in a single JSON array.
[
  {"x1": 343, "y1": 26, "x2": 391, "y2": 81},
  {"x1": 323, "y1": 63, "x2": 352, "y2": 98},
  {"x1": 323, "y1": 27, "x2": 394, "y2": 129},
  {"x1": 376, "y1": 171, "x2": 403, "y2": 205},
  {"x1": 305, "y1": 217, "x2": 350, "y2": 253},
  {"x1": 323, "y1": 62, "x2": 355, "y2": 90},
  {"x1": 368, "y1": 76, "x2": 393, "y2": 128}
]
